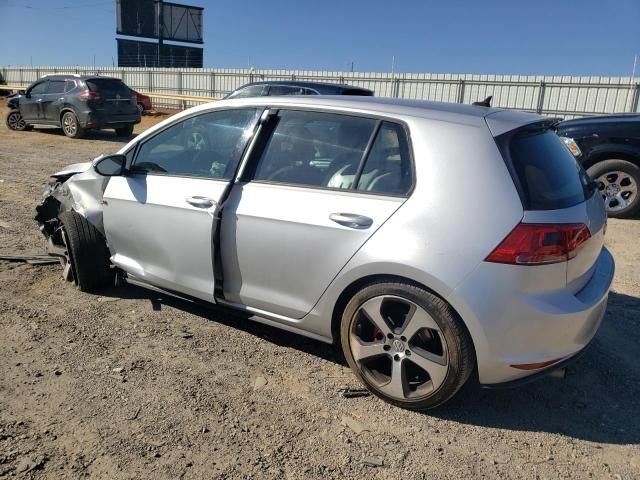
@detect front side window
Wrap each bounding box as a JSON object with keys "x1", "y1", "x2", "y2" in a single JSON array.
[
  {"x1": 29, "y1": 82, "x2": 48, "y2": 95},
  {"x1": 253, "y1": 110, "x2": 377, "y2": 189},
  {"x1": 47, "y1": 80, "x2": 66, "y2": 94},
  {"x1": 133, "y1": 108, "x2": 258, "y2": 178}
]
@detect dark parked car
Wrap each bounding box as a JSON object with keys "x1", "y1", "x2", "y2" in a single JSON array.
[
  {"x1": 133, "y1": 89, "x2": 152, "y2": 114},
  {"x1": 225, "y1": 80, "x2": 373, "y2": 99},
  {"x1": 5, "y1": 74, "x2": 140, "y2": 139},
  {"x1": 557, "y1": 114, "x2": 640, "y2": 218}
]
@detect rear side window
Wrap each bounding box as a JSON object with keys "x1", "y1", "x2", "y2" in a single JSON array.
[
  {"x1": 252, "y1": 110, "x2": 412, "y2": 195},
  {"x1": 64, "y1": 80, "x2": 76, "y2": 92},
  {"x1": 227, "y1": 85, "x2": 267, "y2": 99},
  {"x1": 86, "y1": 79, "x2": 130, "y2": 97},
  {"x1": 47, "y1": 80, "x2": 66, "y2": 94},
  {"x1": 356, "y1": 122, "x2": 412, "y2": 194},
  {"x1": 501, "y1": 129, "x2": 590, "y2": 210},
  {"x1": 268, "y1": 85, "x2": 306, "y2": 96}
]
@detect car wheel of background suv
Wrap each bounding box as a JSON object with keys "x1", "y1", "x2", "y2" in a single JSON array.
[
  {"x1": 137, "y1": 103, "x2": 145, "y2": 115},
  {"x1": 6, "y1": 110, "x2": 32, "y2": 131},
  {"x1": 61, "y1": 111, "x2": 85, "y2": 139},
  {"x1": 588, "y1": 159, "x2": 640, "y2": 218},
  {"x1": 115, "y1": 124, "x2": 134, "y2": 137},
  {"x1": 340, "y1": 280, "x2": 475, "y2": 410}
]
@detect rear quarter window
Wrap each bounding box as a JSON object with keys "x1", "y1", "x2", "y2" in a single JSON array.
[{"x1": 498, "y1": 128, "x2": 591, "y2": 210}]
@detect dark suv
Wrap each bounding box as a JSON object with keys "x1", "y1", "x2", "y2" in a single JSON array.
[
  {"x1": 6, "y1": 74, "x2": 140, "y2": 139},
  {"x1": 225, "y1": 80, "x2": 373, "y2": 99},
  {"x1": 557, "y1": 114, "x2": 640, "y2": 218}
]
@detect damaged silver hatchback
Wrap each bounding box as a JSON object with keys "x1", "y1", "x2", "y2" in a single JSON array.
[{"x1": 36, "y1": 96, "x2": 613, "y2": 410}]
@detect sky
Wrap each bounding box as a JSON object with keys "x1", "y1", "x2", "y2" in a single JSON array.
[{"x1": 0, "y1": 0, "x2": 639, "y2": 76}]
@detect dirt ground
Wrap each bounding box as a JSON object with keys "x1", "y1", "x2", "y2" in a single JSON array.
[{"x1": 1, "y1": 98, "x2": 639, "y2": 480}]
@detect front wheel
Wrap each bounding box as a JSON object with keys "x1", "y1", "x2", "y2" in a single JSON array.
[
  {"x1": 58, "y1": 211, "x2": 113, "y2": 292},
  {"x1": 340, "y1": 281, "x2": 475, "y2": 410},
  {"x1": 6, "y1": 110, "x2": 31, "y2": 131},
  {"x1": 588, "y1": 159, "x2": 640, "y2": 218},
  {"x1": 115, "y1": 124, "x2": 134, "y2": 137},
  {"x1": 61, "y1": 111, "x2": 85, "y2": 139}
]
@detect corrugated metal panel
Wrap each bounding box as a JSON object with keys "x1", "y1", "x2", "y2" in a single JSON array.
[{"x1": 2, "y1": 66, "x2": 638, "y2": 116}]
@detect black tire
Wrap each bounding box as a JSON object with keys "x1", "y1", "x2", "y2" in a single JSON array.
[
  {"x1": 587, "y1": 159, "x2": 640, "y2": 219},
  {"x1": 58, "y1": 211, "x2": 113, "y2": 292},
  {"x1": 6, "y1": 109, "x2": 31, "y2": 131},
  {"x1": 115, "y1": 124, "x2": 134, "y2": 137},
  {"x1": 61, "y1": 111, "x2": 85, "y2": 139},
  {"x1": 340, "y1": 281, "x2": 475, "y2": 410}
]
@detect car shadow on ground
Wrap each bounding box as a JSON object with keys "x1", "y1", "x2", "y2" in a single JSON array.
[
  {"x1": 29, "y1": 127, "x2": 136, "y2": 143},
  {"x1": 98, "y1": 284, "x2": 640, "y2": 445}
]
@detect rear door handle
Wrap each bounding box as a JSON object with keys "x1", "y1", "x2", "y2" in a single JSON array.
[
  {"x1": 186, "y1": 196, "x2": 215, "y2": 208},
  {"x1": 329, "y1": 213, "x2": 373, "y2": 229}
]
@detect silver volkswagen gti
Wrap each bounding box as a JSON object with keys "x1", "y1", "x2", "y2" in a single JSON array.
[{"x1": 35, "y1": 96, "x2": 614, "y2": 410}]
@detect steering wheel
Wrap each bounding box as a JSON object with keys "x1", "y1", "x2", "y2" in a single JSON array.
[{"x1": 186, "y1": 129, "x2": 209, "y2": 152}]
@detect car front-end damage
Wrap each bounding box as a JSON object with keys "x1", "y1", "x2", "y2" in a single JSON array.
[{"x1": 35, "y1": 156, "x2": 111, "y2": 271}]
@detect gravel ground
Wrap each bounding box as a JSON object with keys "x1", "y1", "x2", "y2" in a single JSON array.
[{"x1": 1, "y1": 99, "x2": 639, "y2": 479}]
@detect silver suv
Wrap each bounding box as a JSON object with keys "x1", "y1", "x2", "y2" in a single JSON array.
[{"x1": 36, "y1": 96, "x2": 614, "y2": 409}]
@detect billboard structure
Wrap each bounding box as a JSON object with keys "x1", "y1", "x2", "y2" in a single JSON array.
[
  {"x1": 116, "y1": 0, "x2": 203, "y2": 67},
  {"x1": 117, "y1": 38, "x2": 203, "y2": 68}
]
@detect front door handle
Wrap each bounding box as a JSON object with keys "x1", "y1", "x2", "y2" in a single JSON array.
[
  {"x1": 186, "y1": 196, "x2": 215, "y2": 208},
  {"x1": 329, "y1": 213, "x2": 373, "y2": 229}
]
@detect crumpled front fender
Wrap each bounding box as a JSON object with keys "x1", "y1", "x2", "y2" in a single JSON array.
[{"x1": 35, "y1": 155, "x2": 110, "y2": 241}]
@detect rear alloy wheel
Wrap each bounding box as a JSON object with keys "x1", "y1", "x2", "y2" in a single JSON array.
[
  {"x1": 61, "y1": 111, "x2": 85, "y2": 139},
  {"x1": 115, "y1": 124, "x2": 134, "y2": 137},
  {"x1": 137, "y1": 103, "x2": 145, "y2": 115},
  {"x1": 588, "y1": 159, "x2": 640, "y2": 218},
  {"x1": 6, "y1": 110, "x2": 30, "y2": 131},
  {"x1": 340, "y1": 281, "x2": 475, "y2": 410}
]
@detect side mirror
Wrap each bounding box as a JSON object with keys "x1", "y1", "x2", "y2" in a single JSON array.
[
  {"x1": 94, "y1": 154, "x2": 127, "y2": 176},
  {"x1": 24, "y1": 90, "x2": 30, "y2": 98}
]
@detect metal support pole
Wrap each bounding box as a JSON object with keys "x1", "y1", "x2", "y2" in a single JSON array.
[
  {"x1": 631, "y1": 83, "x2": 640, "y2": 113},
  {"x1": 19, "y1": 68, "x2": 23, "y2": 85},
  {"x1": 148, "y1": 70, "x2": 153, "y2": 93},
  {"x1": 392, "y1": 77, "x2": 400, "y2": 98},
  {"x1": 536, "y1": 81, "x2": 546, "y2": 114},
  {"x1": 457, "y1": 79, "x2": 465, "y2": 103},
  {"x1": 210, "y1": 71, "x2": 216, "y2": 97}
]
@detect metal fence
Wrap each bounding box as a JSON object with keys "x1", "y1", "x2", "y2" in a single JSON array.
[{"x1": 2, "y1": 66, "x2": 639, "y2": 118}]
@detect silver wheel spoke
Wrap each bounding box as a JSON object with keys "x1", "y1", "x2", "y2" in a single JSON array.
[
  {"x1": 380, "y1": 359, "x2": 407, "y2": 398},
  {"x1": 351, "y1": 340, "x2": 385, "y2": 361},
  {"x1": 359, "y1": 297, "x2": 392, "y2": 336},
  {"x1": 408, "y1": 350, "x2": 448, "y2": 390},
  {"x1": 401, "y1": 306, "x2": 440, "y2": 341}
]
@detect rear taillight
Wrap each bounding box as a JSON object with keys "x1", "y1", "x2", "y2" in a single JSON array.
[
  {"x1": 79, "y1": 89, "x2": 101, "y2": 101},
  {"x1": 485, "y1": 223, "x2": 591, "y2": 265}
]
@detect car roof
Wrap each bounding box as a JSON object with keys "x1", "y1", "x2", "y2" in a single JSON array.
[
  {"x1": 38, "y1": 74, "x2": 121, "y2": 82},
  {"x1": 235, "y1": 80, "x2": 372, "y2": 92},
  {"x1": 162, "y1": 95, "x2": 546, "y2": 137},
  {"x1": 559, "y1": 113, "x2": 640, "y2": 127}
]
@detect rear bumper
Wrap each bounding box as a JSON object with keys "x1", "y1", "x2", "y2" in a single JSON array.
[
  {"x1": 78, "y1": 110, "x2": 140, "y2": 129},
  {"x1": 450, "y1": 247, "x2": 614, "y2": 385}
]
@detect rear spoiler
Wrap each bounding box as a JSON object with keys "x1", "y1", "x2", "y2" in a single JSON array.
[{"x1": 485, "y1": 110, "x2": 562, "y2": 137}]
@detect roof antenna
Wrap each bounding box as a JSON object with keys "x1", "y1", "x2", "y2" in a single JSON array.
[{"x1": 473, "y1": 96, "x2": 492, "y2": 107}]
